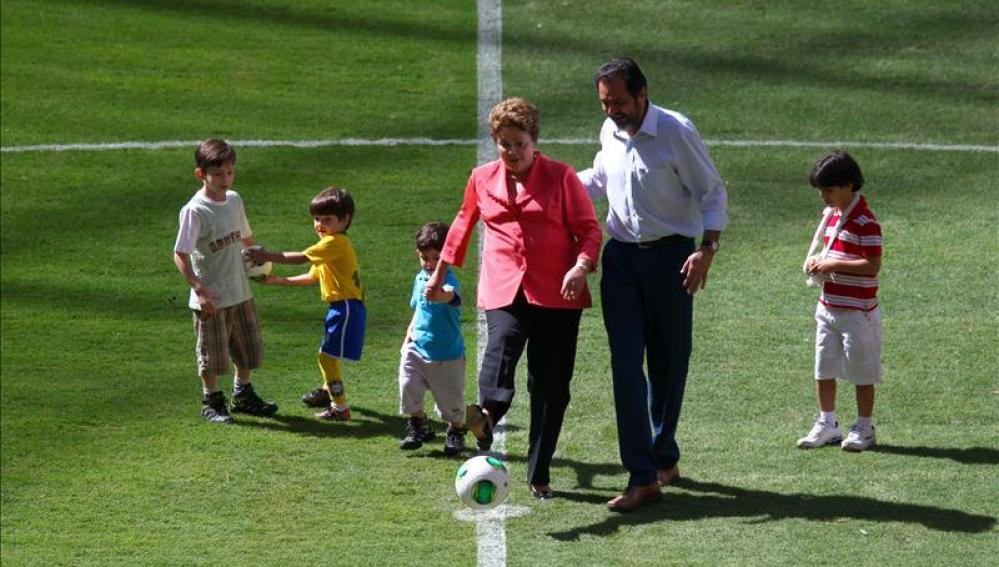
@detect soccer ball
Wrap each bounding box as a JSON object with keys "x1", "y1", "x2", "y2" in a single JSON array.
[
  {"x1": 243, "y1": 246, "x2": 272, "y2": 281},
  {"x1": 244, "y1": 258, "x2": 272, "y2": 281},
  {"x1": 455, "y1": 455, "x2": 510, "y2": 510},
  {"x1": 245, "y1": 260, "x2": 272, "y2": 281}
]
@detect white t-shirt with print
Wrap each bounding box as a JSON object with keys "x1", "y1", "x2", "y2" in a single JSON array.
[{"x1": 174, "y1": 189, "x2": 253, "y2": 310}]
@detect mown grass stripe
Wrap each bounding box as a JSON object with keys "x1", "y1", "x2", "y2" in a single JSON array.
[{"x1": 3, "y1": 138, "x2": 995, "y2": 154}]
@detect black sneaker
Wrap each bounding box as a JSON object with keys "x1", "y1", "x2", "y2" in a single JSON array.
[
  {"x1": 443, "y1": 425, "x2": 467, "y2": 456},
  {"x1": 399, "y1": 416, "x2": 435, "y2": 450},
  {"x1": 301, "y1": 387, "x2": 332, "y2": 408},
  {"x1": 202, "y1": 391, "x2": 233, "y2": 424},
  {"x1": 231, "y1": 383, "x2": 279, "y2": 417}
]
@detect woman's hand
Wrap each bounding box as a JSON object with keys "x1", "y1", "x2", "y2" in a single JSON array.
[
  {"x1": 424, "y1": 261, "x2": 450, "y2": 302},
  {"x1": 560, "y1": 265, "x2": 588, "y2": 301}
]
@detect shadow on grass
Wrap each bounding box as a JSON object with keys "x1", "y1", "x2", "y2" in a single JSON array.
[
  {"x1": 871, "y1": 444, "x2": 999, "y2": 465},
  {"x1": 233, "y1": 406, "x2": 522, "y2": 442},
  {"x1": 232, "y1": 405, "x2": 406, "y2": 439},
  {"x1": 549, "y1": 477, "x2": 996, "y2": 541}
]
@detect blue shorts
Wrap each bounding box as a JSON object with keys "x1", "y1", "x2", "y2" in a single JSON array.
[{"x1": 320, "y1": 299, "x2": 366, "y2": 361}]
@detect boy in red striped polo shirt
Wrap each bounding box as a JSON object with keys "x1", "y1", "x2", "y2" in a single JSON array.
[{"x1": 797, "y1": 152, "x2": 883, "y2": 452}]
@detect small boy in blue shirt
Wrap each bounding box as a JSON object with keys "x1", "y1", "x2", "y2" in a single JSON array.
[{"x1": 398, "y1": 222, "x2": 467, "y2": 455}]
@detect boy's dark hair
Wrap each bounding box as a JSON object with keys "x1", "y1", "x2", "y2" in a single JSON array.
[
  {"x1": 416, "y1": 221, "x2": 449, "y2": 251},
  {"x1": 310, "y1": 187, "x2": 355, "y2": 229},
  {"x1": 195, "y1": 139, "x2": 236, "y2": 170},
  {"x1": 595, "y1": 57, "x2": 647, "y2": 97},
  {"x1": 810, "y1": 151, "x2": 865, "y2": 192}
]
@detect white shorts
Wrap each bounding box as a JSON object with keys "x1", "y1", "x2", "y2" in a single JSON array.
[
  {"x1": 814, "y1": 303, "x2": 882, "y2": 386},
  {"x1": 398, "y1": 344, "x2": 466, "y2": 423}
]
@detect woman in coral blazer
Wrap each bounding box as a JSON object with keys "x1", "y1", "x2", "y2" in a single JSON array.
[{"x1": 426, "y1": 97, "x2": 602, "y2": 499}]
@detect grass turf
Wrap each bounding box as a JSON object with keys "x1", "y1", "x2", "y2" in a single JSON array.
[{"x1": 2, "y1": 0, "x2": 997, "y2": 565}]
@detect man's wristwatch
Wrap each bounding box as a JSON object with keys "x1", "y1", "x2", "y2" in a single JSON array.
[{"x1": 700, "y1": 239, "x2": 720, "y2": 253}]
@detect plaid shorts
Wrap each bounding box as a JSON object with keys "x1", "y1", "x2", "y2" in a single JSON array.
[{"x1": 192, "y1": 299, "x2": 264, "y2": 377}]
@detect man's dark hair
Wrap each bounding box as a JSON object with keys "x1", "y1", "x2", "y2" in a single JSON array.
[
  {"x1": 416, "y1": 221, "x2": 449, "y2": 251},
  {"x1": 310, "y1": 187, "x2": 355, "y2": 229},
  {"x1": 195, "y1": 139, "x2": 236, "y2": 170},
  {"x1": 810, "y1": 151, "x2": 865, "y2": 192},
  {"x1": 594, "y1": 57, "x2": 647, "y2": 97}
]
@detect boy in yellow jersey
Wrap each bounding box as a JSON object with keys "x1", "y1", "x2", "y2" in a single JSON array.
[{"x1": 248, "y1": 187, "x2": 366, "y2": 421}]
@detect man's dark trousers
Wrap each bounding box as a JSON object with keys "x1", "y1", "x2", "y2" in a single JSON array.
[{"x1": 601, "y1": 237, "x2": 694, "y2": 487}]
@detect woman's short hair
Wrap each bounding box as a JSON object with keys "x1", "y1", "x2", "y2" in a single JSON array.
[
  {"x1": 809, "y1": 151, "x2": 865, "y2": 192},
  {"x1": 489, "y1": 97, "x2": 540, "y2": 142}
]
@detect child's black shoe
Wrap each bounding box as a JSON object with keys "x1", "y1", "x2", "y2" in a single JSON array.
[
  {"x1": 202, "y1": 391, "x2": 234, "y2": 424},
  {"x1": 400, "y1": 416, "x2": 435, "y2": 450},
  {"x1": 443, "y1": 425, "x2": 467, "y2": 456},
  {"x1": 230, "y1": 383, "x2": 279, "y2": 417}
]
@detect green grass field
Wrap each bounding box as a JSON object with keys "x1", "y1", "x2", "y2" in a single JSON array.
[{"x1": 2, "y1": 1, "x2": 997, "y2": 565}]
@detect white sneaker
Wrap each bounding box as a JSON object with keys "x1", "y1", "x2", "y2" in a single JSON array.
[
  {"x1": 841, "y1": 423, "x2": 876, "y2": 452},
  {"x1": 796, "y1": 419, "x2": 843, "y2": 448}
]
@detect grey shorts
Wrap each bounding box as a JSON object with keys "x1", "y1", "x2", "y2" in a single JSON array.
[
  {"x1": 398, "y1": 344, "x2": 465, "y2": 423},
  {"x1": 192, "y1": 299, "x2": 264, "y2": 377}
]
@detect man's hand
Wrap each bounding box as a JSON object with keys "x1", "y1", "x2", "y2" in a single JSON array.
[{"x1": 680, "y1": 249, "x2": 714, "y2": 295}]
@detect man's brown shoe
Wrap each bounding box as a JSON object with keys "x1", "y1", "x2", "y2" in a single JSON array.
[
  {"x1": 657, "y1": 465, "x2": 680, "y2": 487},
  {"x1": 606, "y1": 483, "x2": 662, "y2": 513}
]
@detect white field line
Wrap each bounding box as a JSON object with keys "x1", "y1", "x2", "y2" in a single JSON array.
[
  {"x1": 0, "y1": 138, "x2": 477, "y2": 153},
  {"x1": 2, "y1": 138, "x2": 996, "y2": 154},
  {"x1": 472, "y1": 2, "x2": 508, "y2": 567},
  {"x1": 552, "y1": 138, "x2": 999, "y2": 153}
]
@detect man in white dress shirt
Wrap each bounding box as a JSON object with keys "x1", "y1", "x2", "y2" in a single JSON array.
[{"x1": 578, "y1": 58, "x2": 728, "y2": 512}]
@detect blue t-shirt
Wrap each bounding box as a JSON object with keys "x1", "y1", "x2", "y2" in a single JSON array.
[{"x1": 410, "y1": 268, "x2": 464, "y2": 361}]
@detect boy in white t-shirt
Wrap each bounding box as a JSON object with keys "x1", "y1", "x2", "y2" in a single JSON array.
[{"x1": 172, "y1": 139, "x2": 278, "y2": 423}]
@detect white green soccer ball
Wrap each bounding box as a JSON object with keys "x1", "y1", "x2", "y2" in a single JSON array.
[{"x1": 455, "y1": 455, "x2": 510, "y2": 510}]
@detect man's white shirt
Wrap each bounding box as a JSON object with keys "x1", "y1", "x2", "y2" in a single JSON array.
[{"x1": 577, "y1": 103, "x2": 728, "y2": 243}]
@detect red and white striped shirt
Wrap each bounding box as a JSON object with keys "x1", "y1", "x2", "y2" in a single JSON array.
[{"x1": 820, "y1": 195, "x2": 882, "y2": 311}]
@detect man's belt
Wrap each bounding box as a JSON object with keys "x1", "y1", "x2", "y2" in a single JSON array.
[{"x1": 618, "y1": 235, "x2": 693, "y2": 249}]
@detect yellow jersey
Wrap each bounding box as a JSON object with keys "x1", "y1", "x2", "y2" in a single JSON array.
[{"x1": 303, "y1": 234, "x2": 365, "y2": 303}]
